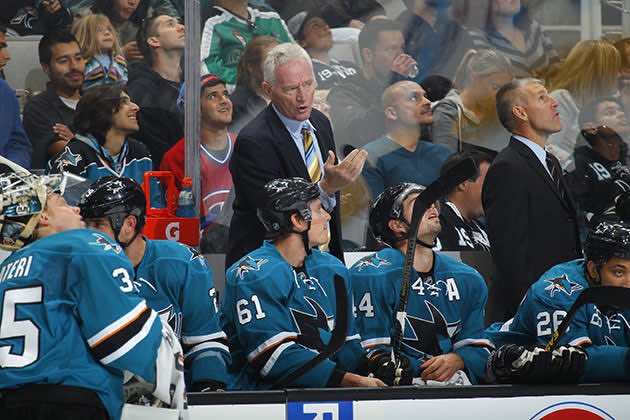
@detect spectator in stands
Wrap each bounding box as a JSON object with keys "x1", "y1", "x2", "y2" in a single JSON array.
[
  {"x1": 361, "y1": 80, "x2": 452, "y2": 199},
  {"x1": 328, "y1": 19, "x2": 417, "y2": 150},
  {"x1": 72, "y1": 14, "x2": 128, "y2": 90},
  {"x1": 226, "y1": 43, "x2": 367, "y2": 266},
  {"x1": 469, "y1": 0, "x2": 560, "y2": 78},
  {"x1": 431, "y1": 49, "x2": 513, "y2": 156},
  {"x1": 47, "y1": 83, "x2": 154, "y2": 188},
  {"x1": 397, "y1": 0, "x2": 474, "y2": 83},
  {"x1": 482, "y1": 78, "x2": 582, "y2": 321},
  {"x1": 0, "y1": 0, "x2": 72, "y2": 36},
  {"x1": 614, "y1": 38, "x2": 630, "y2": 119},
  {"x1": 127, "y1": 12, "x2": 184, "y2": 169},
  {"x1": 0, "y1": 78, "x2": 32, "y2": 170},
  {"x1": 200, "y1": 0, "x2": 293, "y2": 90},
  {"x1": 230, "y1": 35, "x2": 279, "y2": 133},
  {"x1": 0, "y1": 24, "x2": 10, "y2": 80},
  {"x1": 569, "y1": 97, "x2": 630, "y2": 217},
  {"x1": 23, "y1": 31, "x2": 84, "y2": 170},
  {"x1": 547, "y1": 40, "x2": 620, "y2": 167},
  {"x1": 268, "y1": 0, "x2": 385, "y2": 29},
  {"x1": 288, "y1": 8, "x2": 357, "y2": 92},
  {"x1": 84, "y1": 0, "x2": 165, "y2": 62},
  {"x1": 437, "y1": 151, "x2": 492, "y2": 252},
  {"x1": 161, "y1": 75, "x2": 236, "y2": 234}
]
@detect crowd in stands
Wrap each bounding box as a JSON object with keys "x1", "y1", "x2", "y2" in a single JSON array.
[{"x1": 3, "y1": 0, "x2": 630, "y2": 409}]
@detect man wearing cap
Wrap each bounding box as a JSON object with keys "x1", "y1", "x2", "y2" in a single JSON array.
[
  {"x1": 226, "y1": 42, "x2": 367, "y2": 266},
  {"x1": 288, "y1": 8, "x2": 357, "y2": 91},
  {"x1": 161, "y1": 75, "x2": 236, "y2": 237}
]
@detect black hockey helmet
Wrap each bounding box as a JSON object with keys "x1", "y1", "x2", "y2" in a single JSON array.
[
  {"x1": 369, "y1": 182, "x2": 425, "y2": 247},
  {"x1": 257, "y1": 177, "x2": 320, "y2": 237},
  {"x1": 79, "y1": 176, "x2": 146, "y2": 247},
  {"x1": 584, "y1": 216, "x2": 630, "y2": 273}
]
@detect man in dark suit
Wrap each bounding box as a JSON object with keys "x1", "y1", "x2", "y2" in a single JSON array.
[
  {"x1": 482, "y1": 78, "x2": 582, "y2": 321},
  {"x1": 226, "y1": 43, "x2": 367, "y2": 267}
]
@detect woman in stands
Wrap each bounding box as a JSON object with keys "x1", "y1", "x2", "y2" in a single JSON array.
[
  {"x1": 469, "y1": 0, "x2": 559, "y2": 78},
  {"x1": 431, "y1": 49, "x2": 513, "y2": 156},
  {"x1": 546, "y1": 40, "x2": 621, "y2": 167}
]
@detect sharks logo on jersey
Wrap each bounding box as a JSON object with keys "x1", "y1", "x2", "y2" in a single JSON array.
[
  {"x1": 355, "y1": 254, "x2": 392, "y2": 271},
  {"x1": 403, "y1": 301, "x2": 460, "y2": 357},
  {"x1": 544, "y1": 274, "x2": 583, "y2": 298},
  {"x1": 54, "y1": 146, "x2": 82, "y2": 172},
  {"x1": 89, "y1": 233, "x2": 122, "y2": 254},
  {"x1": 233, "y1": 256, "x2": 269, "y2": 279},
  {"x1": 290, "y1": 296, "x2": 334, "y2": 352},
  {"x1": 187, "y1": 246, "x2": 207, "y2": 266},
  {"x1": 158, "y1": 304, "x2": 183, "y2": 338}
]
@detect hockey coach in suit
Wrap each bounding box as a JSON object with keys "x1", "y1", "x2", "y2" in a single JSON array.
[
  {"x1": 482, "y1": 78, "x2": 582, "y2": 321},
  {"x1": 226, "y1": 43, "x2": 367, "y2": 267}
]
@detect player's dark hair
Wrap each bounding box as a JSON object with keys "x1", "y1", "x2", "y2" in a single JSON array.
[
  {"x1": 74, "y1": 83, "x2": 128, "y2": 144},
  {"x1": 578, "y1": 96, "x2": 623, "y2": 128},
  {"x1": 440, "y1": 150, "x2": 493, "y2": 193},
  {"x1": 38, "y1": 31, "x2": 80, "y2": 65},
  {"x1": 358, "y1": 18, "x2": 402, "y2": 52},
  {"x1": 136, "y1": 9, "x2": 175, "y2": 67}
]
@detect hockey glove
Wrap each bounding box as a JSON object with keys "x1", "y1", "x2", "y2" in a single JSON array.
[
  {"x1": 486, "y1": 344, "x2": 587, "y2": 384},
  {"x1": 366, "y1": 349, "x2": 414, "y2": 386}
]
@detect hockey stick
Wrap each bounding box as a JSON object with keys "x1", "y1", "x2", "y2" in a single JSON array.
[
  {"x1": 390, "y1": 157, "x2": 477, "y2": 361},
  {"x1": 545, "y1": 286, "x2": 630, "y2": 351},
  {"x1": 273, "y1": 274, "x2": 349, "y2": 388}
]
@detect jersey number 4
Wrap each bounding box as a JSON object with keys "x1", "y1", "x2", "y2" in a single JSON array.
[{"x1": 0, "y1": 286, "x2": 42, "y2": 368}]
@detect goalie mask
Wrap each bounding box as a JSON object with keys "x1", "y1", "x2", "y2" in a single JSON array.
[
  {"x1": 0, "y1": 171, "x2": 66, "y2": 250},
  {"x1": 79, "y1": 176, "x2": 146, "y2": 248},
  {"x1": 369, "y1": 182, "x2": 425, "y2": 247},
  {"x1": 257, "y1": 177, "x2": 320, "y2": 238},
  {"x1": 584, "y1": 216, "x2": 630, "y2": 282}
]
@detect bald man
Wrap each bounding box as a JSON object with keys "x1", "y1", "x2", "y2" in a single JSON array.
[{"x1": 361, "y1": 80, "x2": 453, "y2": 198}]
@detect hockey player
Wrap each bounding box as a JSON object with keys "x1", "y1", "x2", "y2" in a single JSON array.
[
  {"x1": 222, "y1": 177, "x2": 386, "y2": 389},
  {"x1": 486, "y1": 217, "x2": 630, "y2": 383},
  {"x1": 0, "y1": 170, "x2": 185, "y2": 420},
  {"x1": 436, "y1": 151, "x2": 492, "y2": 252},
  {"x1": 79, "y1": 176, "x2": 230, "y2": 391},
  {"x1": 350, "y1": 182, "x2": 494, "y2": 385}
]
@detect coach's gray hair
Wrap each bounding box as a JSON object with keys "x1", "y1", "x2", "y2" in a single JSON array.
[
  {"x1": 263, "y1": 43, "x2": 314, "y2": 86},
  {"x1": 496, "y1": 77, "x2": 544, "y2": 132}
]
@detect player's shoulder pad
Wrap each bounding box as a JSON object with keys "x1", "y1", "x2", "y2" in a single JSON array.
[
  {"x1": 226, "y1": 247, "x2": 290, "y2": 286},
  {"x1": 307, "y1": 248, "x2": 347, "y2": 272},
  {"x1": 350, "y1": 248, "x2": 402, "y2": 275},
  {"x1": 530, "y1": 260, "x2": 587, "y2": 306},
  {"x1": 40, "y1": 229, "x2": 126, "y2": 257},
  {"x1": 146, "y1": 239, "x2": 208, "y2": 265},
  {"x1": 434, "y1": 252, "x2": 487, "y2": 291}
]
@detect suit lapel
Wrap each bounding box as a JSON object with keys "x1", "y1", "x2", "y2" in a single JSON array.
[{"x1": 509, "y1": 137, "x2": 574, "y2": 211}]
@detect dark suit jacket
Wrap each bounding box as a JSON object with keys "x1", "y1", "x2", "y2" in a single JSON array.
[
  {"x1": 482, "y1": 137, "x2": 582, "y2": 321},
  {"x1": 226, "y1": 105, "x2": 343, "y2": 267}
]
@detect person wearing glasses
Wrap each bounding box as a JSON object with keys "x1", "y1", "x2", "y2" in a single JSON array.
[
  {"x1": 46, "y1": 83, "x2": 154, "y2": 190},
  {"x1": 569, "y1": 96, "x2": 630, "y2": 218}
]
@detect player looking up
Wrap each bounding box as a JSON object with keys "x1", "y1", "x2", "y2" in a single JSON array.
[
  {"x1": 79, "y1": 176, "x2": 230, "y2": 392},
  {"x1": 221, "y1": 177, "x2": 386, "y2": 389},
  {"x1": 0, "y1": 169, "x2": 185, "y2": 420},
  {"x1": 486, "y1": 216, "x2": 630, "y2": 383},
  {"x1": 350, "y1": 182, "x2": 493, "y2": 385}
]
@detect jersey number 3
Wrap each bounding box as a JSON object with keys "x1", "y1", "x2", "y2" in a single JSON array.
[{"x1": 0, "y1": 286, "x2": 43, "y2": 368}]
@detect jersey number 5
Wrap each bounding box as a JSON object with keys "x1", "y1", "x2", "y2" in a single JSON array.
[{"x1": 0, "y1": 286, "x2": 42, "y2": 368}]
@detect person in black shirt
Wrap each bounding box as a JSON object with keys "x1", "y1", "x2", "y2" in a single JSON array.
[{"x1": 437, "y1": 150, "x2": 492, "y2": 251}]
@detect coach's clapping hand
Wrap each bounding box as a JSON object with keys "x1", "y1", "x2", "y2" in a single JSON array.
[{"x1": 319, "y1": 149, "x2": 368, "y2": 197}]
